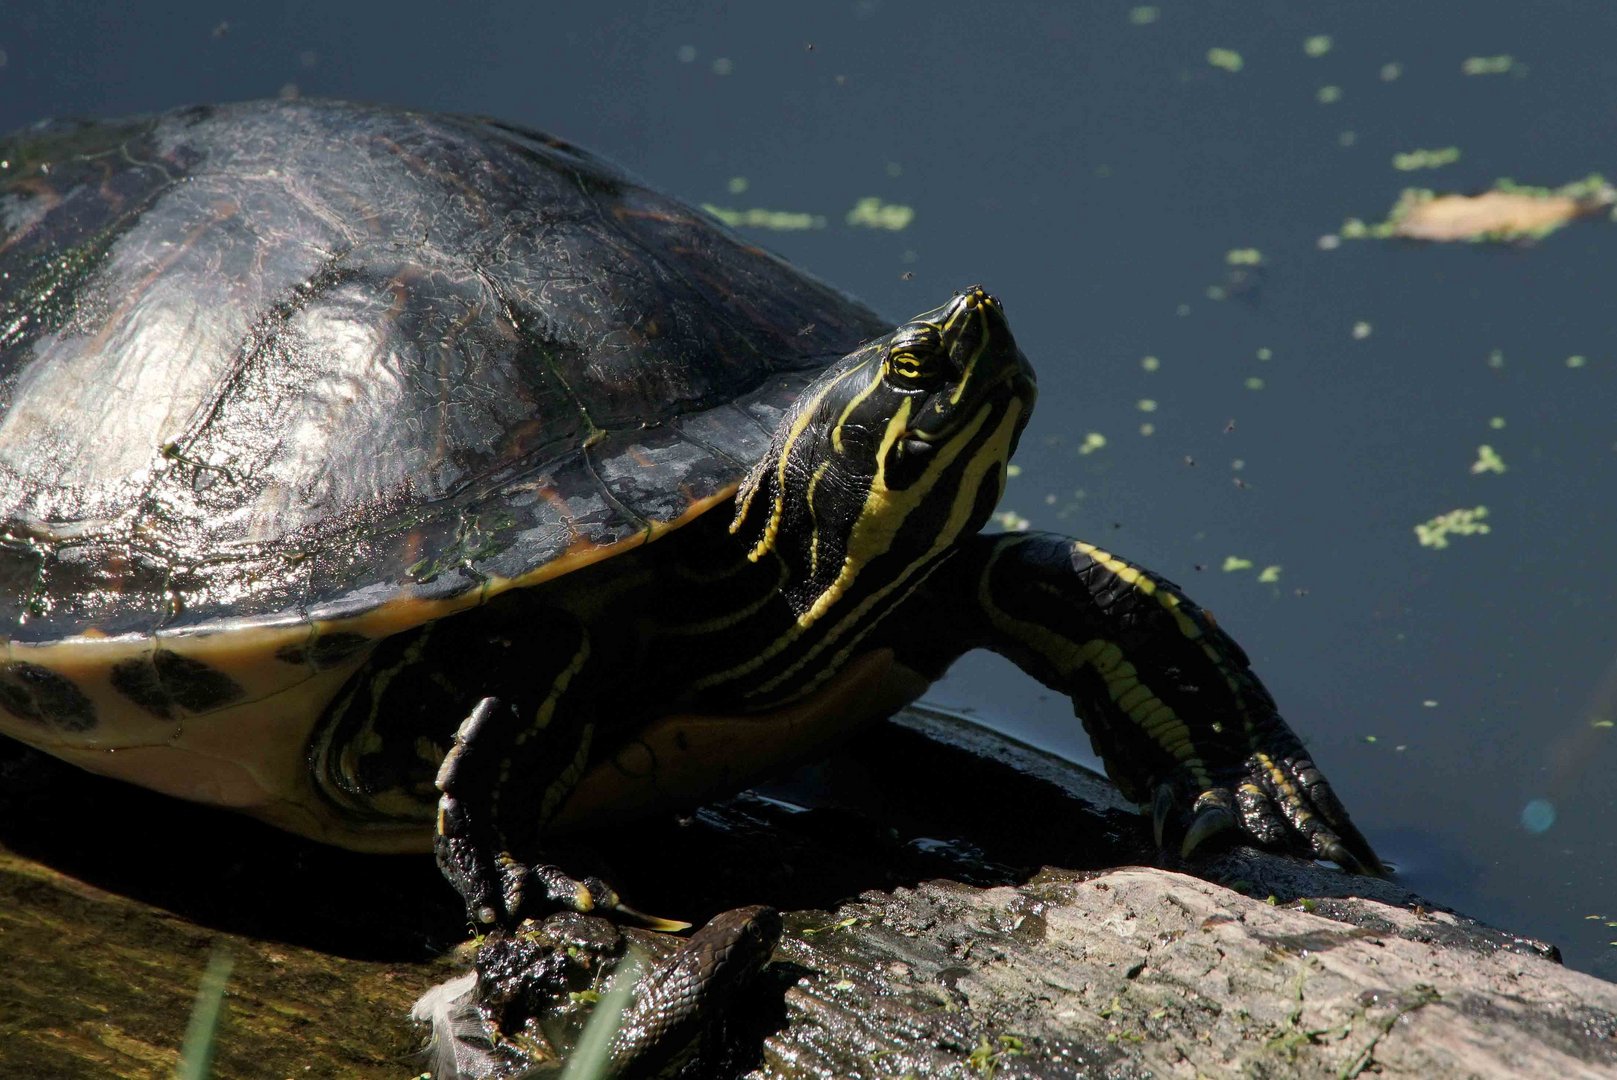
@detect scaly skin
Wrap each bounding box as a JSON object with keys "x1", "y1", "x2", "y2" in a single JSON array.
[{"x1": 429, "y1": 288, "x2": 1383, "y2": 1070}]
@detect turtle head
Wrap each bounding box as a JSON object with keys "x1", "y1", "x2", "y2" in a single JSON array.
[{"x1": 733, "y1": 286, "x2": 1036, "y2": 622}]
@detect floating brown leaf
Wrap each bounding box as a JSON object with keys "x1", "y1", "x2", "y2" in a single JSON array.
[{"x1": 1391, "y1": 183, "x2": 1614, "y2": 242}]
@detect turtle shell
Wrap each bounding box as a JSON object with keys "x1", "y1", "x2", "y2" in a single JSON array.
[{"x1": 0, "y1": 100, "x2": 885, "y2": 808}]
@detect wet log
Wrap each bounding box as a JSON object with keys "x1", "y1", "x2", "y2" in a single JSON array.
[
  {"x1": 2, "y1": 707, "x2": 1613, "y2": 1078},
  {"x1": 762, "y1": 864, "x2": 1616, "y2": 1079}
]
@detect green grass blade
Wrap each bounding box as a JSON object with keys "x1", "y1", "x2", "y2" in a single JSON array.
[{"x1": 175, "y1": 948, "x2": 234, "y2": 1080}]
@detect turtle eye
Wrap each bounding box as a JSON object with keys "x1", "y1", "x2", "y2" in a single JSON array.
[
  {"x1": 883, "y1": 327, "x2": 945, "y2": 385},
  {"x1": 886, "y1": 349, "x2": 930, "y2": 381}
]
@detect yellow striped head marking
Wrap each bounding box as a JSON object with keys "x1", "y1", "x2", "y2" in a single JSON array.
[{"x1": 731, "y1": 287, "x2": 1038, "y2": 630}]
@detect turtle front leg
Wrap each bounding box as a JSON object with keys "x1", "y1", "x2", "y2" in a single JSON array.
[
  {"x1": 429, "y1": 616, "x2": 687, "y2": 932},
  {"x1": 434, "y1": 697, "x2": 617, "y2": 928},
  {"x1": 436, "y1": 695, "x2": 687, "y2": 931},
  {"x1": 905, "y1": 532, "x2": 1383, "y2": 874}
]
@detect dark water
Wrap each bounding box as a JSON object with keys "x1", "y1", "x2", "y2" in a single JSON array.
[{"x1": 3, "y1": 2, "x2": 1614, "y2": 980}]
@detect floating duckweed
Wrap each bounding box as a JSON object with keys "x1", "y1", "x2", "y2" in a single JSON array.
[
  {"x1": 1257, "y1": 565, "x2": 1282, "y2": 583},
  {"x1": 1317, "y1": 85, "x2": 1343, "y2": 104},
  {"x1": 1488, "y1": 416, "x2": 1506, "y2": 429},
  {"x1": 711, "y1": 57, "x2": 734, "y2": 76},
  {"x1": 1352, "y1": 321, "x2": 1373, "y2": 339},
  {"x1": 1129, "y1": 5, "x2": 1160, "y2": 24},
  {"x1": 726, "y1": 176, "x2": 749, "y2": 194},
  {"x1": 1415, "y1": 506, "x2": 1490, "y2": 549},
  {"x1": 1205, "y1": 285, "x2": 1227, "y2": 301},
  {"x1": 1141, "y1": 355, "x2": 1161, "y2": 372},
  {"x1": 994, "y1": 509, "x2": 1031, "y2": 532},
  {"x1": 1139, "y1": 422, "x2": 1155, "y2": 436},
  {"x1": 1304, "y1": 35, "x2": 1333, "y2": 57},
  {"x1": 1487, "y1": 350, "x2": 1506, "y2": 368},
  {"x1": 1006, "y1": 463, "x2": 1022, "y2": 477},
  {"x1": 1244, "y1": 376, "x2": 1265, "y2": 390},
  {"x1": 1567, "y1": 355, "x2": 1588, "y2": 368},
  {"x1": 1500, "y1": 175, "x2": 1615, "y2": 203},
  {"x1": 1339, "y1": 131, "x2": 1358, "y2": 148},
  {"x1": 846, "y1": 197, "x2": 915, "y2": 230},
  {"x1": 1470, "y1": 445, "x2": 1507, "y2": 474},
  {"x1": 1462, "y1": 55, "x2": 1518, "y2": 76},
  {"x1": 1078, "y1": 432, "x2": 1108, "y2": 455},
  {"x1": 1136, "y1": 399, "x2": 1158, "y2": 412},
  {"x1": 1207, "y1": 48, "x2": 1244, "y2": 73},
  {"x1": 676, "y1": 45, "x2": 697, "y2": 63},
  {"x1": 1222, "y1": 556, "x2": 1254, "y2": 573},
  {"x1": 1225, "y1": 248, "x2": 1263, "y2": 265},
  {"x1": 1256, "y1": 347, "x2": 1273, "y2": 361},
  {"x1": 1380, "y1": 62, "x2": 1403, "y2": 81},
  {"x1": 1393, "y1": 147, "x2": 1462, "y2": 172},
  {"x1": 702, "y1": 204, "x2": 826, "y2": 230}
]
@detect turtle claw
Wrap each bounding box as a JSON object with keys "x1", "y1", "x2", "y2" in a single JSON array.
[
  {"x1": 511, "y1": 863, "x2": 690, "y2": 928},
  {"x1": 1320, "y1": 837, "x2": 1371, "y2": 876},
  {"x1": 613, "y1": 902, "x2": 694, "y2": 933},
  {"x1": 1145, "y1": 750, "x2": 1385, "y2": 874},
  {"x1": 1246, "y1": 748, "x2": 1387, "y2": 876},
  {"x1": 1180, "y1": 803, "x2": 1236, "y2": 859},
  {"x1": 1315, "y1": 832, "x2": 1386, "y2": 878},
  {"x1": 1152, "y1": 784, "x2": 1176, "y2": 849}
]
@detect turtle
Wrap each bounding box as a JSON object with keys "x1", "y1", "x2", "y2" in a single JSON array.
[{"x1": 0, "y1": 98, "x2": 1381, "y2": 990}]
